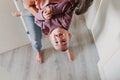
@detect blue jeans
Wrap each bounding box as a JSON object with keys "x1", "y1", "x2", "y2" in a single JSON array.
[{"x1": 22, "y1": 15, "x2": 42, "y2": 51}]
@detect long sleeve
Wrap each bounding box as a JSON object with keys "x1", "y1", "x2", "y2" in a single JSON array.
[
  {"x1": 51, "y1": 1, "x2": 72, "y2": 16},
  {"x1": 35, "y1": 1, "x2": 72, "y2": 21},
  {"x1": 34, "y1": 9, "x2": 46, "y2": 28},
  {"x1": 57, "y1": 7, "x2": 73, "y2": 30},
  {"x1": 51, "y1": 1, "x2": 73, "y2": 30},
  {"x1": 35, "y1": 9, "x2": 46, "y2": 21},
  {"x1": 34, "y1": 1, "x2": 74, "y2": 35}
]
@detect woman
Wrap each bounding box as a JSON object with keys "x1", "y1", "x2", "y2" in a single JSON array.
[{"x1": 12, "y1": 0, "x2": 43, "y2": 63}]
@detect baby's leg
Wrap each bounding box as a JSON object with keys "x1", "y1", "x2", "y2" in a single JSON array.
[{"x1": 66, "y1": 48, "x2": 74, "y2": 62}]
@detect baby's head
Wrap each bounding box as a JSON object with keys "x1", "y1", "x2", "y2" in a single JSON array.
[{"x1": 49, "y1": 28, "x2": 72, "y2": 51}]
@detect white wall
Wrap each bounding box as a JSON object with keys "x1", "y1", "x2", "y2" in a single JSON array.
[
  {"x1": 94, "y1": 0, "x2": 120, "y2": 63},
  {"x1": 0, "y1": 0, "x2": 30, "y2": 54},
  {"x1": 88, "y1": 0, "x2": 120, "y2": 80},
  {"x1": 0, "y1": 66, "x2": 15, "y2": 80},
  {"x1": 84, "y1": 0, "x2": 101, "y2": 29}
]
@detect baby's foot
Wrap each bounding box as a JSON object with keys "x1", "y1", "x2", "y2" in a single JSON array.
[{"x1": 66, "y1": 49, "x2": 74, "y2": 62}]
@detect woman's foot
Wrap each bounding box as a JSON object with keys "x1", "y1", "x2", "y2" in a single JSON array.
[
  {"x1": 66, "y1": 49, "x2": 74, "y2": 62},
  {"x1": 36, "y1": 50, "x2": 43, "y2": 63}
]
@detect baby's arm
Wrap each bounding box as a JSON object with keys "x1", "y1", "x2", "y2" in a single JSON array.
[
  {"x1": 50, "y1": 1, "x2": 73, "y2": 29},
  {"x1": 56, "y1": 5, "x2": 73, "y2": 29},
  {"x1": 36, "y1": 1, "x2": 72, "y2": 20},
  {"x1": 35, "y1": 7, "x2": 52, "y2": 20},
  {"x1": 51, "y1": 1, "x2": 72, "y2": 16},
  {"x1": 35, "y1": 1, "x2": 73, "y2": 29}
]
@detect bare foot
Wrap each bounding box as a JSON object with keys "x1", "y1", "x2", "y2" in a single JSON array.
[
  {"x1": 66, "y1": 49, "x2": 74, "y2": 62},
  {"x1": 36, "y1": 50, "x2": 43, "y2": 63}
]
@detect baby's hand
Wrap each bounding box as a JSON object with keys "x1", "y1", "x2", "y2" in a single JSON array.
[{"x1": 43, "y1": 7, "x2": 53, "y2": 20}]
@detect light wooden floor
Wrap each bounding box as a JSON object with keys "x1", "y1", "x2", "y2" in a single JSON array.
[{"x1": 0, "y1": 15, "x2": 101, "y2": 80}]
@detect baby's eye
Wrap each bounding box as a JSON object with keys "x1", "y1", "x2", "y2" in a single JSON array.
[{"x1": 55, "y1": 41, "x2": 59, "y2": 46}]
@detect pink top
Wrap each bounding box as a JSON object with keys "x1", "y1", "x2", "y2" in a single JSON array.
[{"x1": 35, "y1": 1, "x2": 74, "y2": 35}]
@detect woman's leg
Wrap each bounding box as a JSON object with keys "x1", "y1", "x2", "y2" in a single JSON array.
[{"x1": 22, "y1": 15, "x2": 43, "y2": 63}]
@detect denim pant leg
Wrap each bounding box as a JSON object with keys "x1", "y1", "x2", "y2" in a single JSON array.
[{"x1": 22, "y1": 15, "x2": 42, "y2": 51}]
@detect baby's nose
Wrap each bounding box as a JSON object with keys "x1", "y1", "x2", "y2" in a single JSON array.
[{"x1": 56, "y1": 33, "x2": 63, "y2": 37}]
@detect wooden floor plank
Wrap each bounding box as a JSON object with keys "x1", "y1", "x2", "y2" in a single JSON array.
[{"x1": 0, "y1": 15, "x2": 101, "y2": 80}]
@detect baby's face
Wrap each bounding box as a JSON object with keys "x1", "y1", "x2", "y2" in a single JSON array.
[{"x1": 49, "y1": 28, "x2": 71, "y2": 51}]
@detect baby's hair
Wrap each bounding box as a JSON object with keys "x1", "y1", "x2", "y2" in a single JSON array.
[{"x1": 75, "y1": 0, "x2": 94, "y2": 15}]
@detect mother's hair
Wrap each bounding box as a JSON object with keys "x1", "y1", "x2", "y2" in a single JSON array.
[{"x1": 75, "y1": 0, "x2": 94, "y2": 15}]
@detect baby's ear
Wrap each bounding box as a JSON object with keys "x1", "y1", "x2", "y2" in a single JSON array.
[{"x1": 68, "y1": 32, "x2": 72, "y2": 39}]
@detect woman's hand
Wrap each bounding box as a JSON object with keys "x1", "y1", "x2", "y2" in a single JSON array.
[{"x1": 11, "y1": 11, "x2": 22, "y2": 17}]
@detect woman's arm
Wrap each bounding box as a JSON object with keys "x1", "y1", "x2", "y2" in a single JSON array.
[{"x1": 25, "y1": 5, "x2": 38, "y2": 16}]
